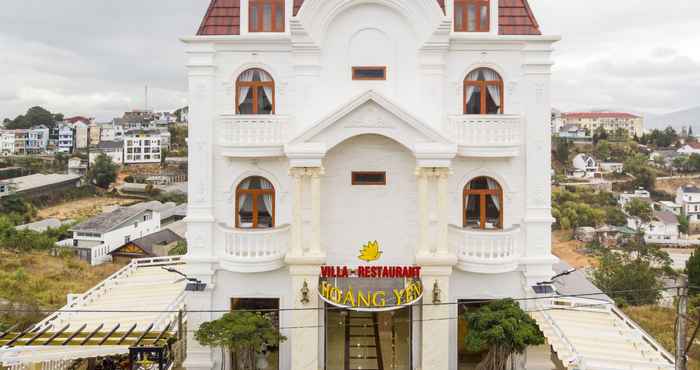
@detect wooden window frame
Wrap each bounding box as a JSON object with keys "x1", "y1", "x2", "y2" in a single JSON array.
[
  {"x1": 351, "y1": 171, "x2": 387, "y2": 186},
  {"x1": 235, "y1": 177, "x2": 276, "y2": 229},
  {"x1": 235, "y1": 69, "x2": 276, "y2": 115},
  {"x1": 454, "y1": 0, "x2": 490, "y2": 32},
  {"x1": 352, "y1": 66, "x2": 387, "y2": 81},
  {"x1": 463, "y1": 74, "x2": 503, "y2": 115},
  {"x1": 463, "y1": 178, "x2": 503, "y2": 230},
  {"x1": 249, "y1": 0, "x2": 285, "y2": 33}
]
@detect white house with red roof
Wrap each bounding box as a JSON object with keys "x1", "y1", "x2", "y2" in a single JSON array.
[
  {"x1": 562, "y1": 112, "x2": 644, "y2": 137},
  {"x1": 677, "y1": 141, "x2": 700, "y2": 155},
  {"x1": 176, "y1": 1, "x2": 614, "y2": 369}
]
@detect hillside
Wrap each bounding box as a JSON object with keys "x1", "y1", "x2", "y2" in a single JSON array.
[
  {"x1": 0, "y1": 250, "x2": 123, "y2": 328},
  {"x1": 645, "y1": 106, "x2": 700, "y2": 131}
]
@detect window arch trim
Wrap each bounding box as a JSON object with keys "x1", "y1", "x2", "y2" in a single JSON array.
[
  {"x1": 235, "y1": 68, "x2": 276, "y2": 115},
  {"x1": 463, "y1": 67, "x2": 504, "y2": 115},
  {"x1": 463, "y1": 176, "x2": 503, "y2": 230},
  {"x1": 235, "y1": 176, "x2": 276, "y2": 229}
]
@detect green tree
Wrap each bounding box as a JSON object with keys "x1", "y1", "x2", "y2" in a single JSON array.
[
  {"x1": 687, "y1": 251, "x2": 700, "y2": 296},
  {"x1": 595, "y1": 140, "x2": 611, "y2": 161},
  {"x1": 593, "y1": 250, "x2": 665, "y2": 306},
  {"x1": 463, "y1": 299, "x2": 544, "y2": 370},
  {"x1": 625, "y1": 197, "x2": 653, "y2": 243},
  {"x1": 169, "y1": 241, "x2": 187, "y2": 256},
  {"x1": 624, "y1": 154, "x2": 656, "y2": 191},
  {"x1": 88, "y1": 153, "x2": 118, "y2": 188},
  {"x1": 553, "y1": 137, "x2": 570, "y2": 165},
  {"x1": 195, "y1": 311, "x2": 286, "y2": 370},
  {"x1": 592, "y1": 127, "x2": 608, "y2": 144}
]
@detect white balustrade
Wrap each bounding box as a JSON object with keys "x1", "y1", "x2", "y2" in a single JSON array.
[
  {"x1": 445, "y1": 114, "x2": 521, "y2": 157},
  {"x1": 219, "y1": 114, "x2": 288, "y2": 148},
  {"x1": 449, "y1": 225, "x2": 521, "y2": 273},
  {"x1": 218, "y1": 224, "x2": 290, "y2": 272}
]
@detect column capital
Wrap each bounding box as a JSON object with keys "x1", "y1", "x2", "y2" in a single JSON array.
[
  {"x1": 288, "y1": 166, "x2": 325, "y2": 178},
  {"x1": 415, "y1": 166, "x2": 453, "y2": 178}
]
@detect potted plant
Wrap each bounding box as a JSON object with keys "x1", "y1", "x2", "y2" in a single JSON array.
[
  {"x1": 464, "y1": 299, "x2": 545, "y2": 370},
  {"x1": 195, "y1": 311, "x2": 286, "y2": 370}
]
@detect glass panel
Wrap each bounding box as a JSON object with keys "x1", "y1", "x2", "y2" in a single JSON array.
[
  {"x1": 325, "y1": 307, "x2": 411, "y2": 370},
  {"x1": 256, "y1": 195, "x2": 273, "y2": 228},
  {"x1": 485, "y1": 86, "x2": 500, "y2": 114},
  {"x1": 257, "y1": 86, "x2": 273, "y2": 114},
  {"x1": 250, "y1": 3, "x2": 259, "y2": 31},
  {"x1": 465, "y1": 194, "x2": 481, "y2": 228},
  {"x1": 239, "y1": 193, "x2": 255, "y2": 227},
  {"x1": 231, "y1": 298, "x2": 280, "y2": 370},
  {"x1": 454, "y1": 4, "x2": 464, "y2": 31},
  {"x1": 480, "y1": 5, "x2": 489, "y2": 31},
  {"x1": 275, "y1": 3, "x2": 284, "y2": 31},
  {"x1": 353, "y1": 67, "x2": 386, "y2": 80},
  {"x1": 238, "y1": 88, "x2": 255, "y2": 114},
  {"x1": 465, "y1": 85, "x2": 482, "y2": 114},
  {"x1": 467, "y1": 4, "x2": 476, "y2": 32},
  {"x1": 485, "y1": 195, "x2": 500, "y2": 229},
  {"x1": 263, "y1": 3, "x2": 272, "y2": 32}
]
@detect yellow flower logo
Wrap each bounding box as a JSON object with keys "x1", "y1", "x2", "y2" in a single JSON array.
[{"x1": 358, "y1": 240, "x2": 382, "y2": 262}]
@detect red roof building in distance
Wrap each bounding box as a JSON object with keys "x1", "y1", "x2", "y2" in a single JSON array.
[
  {"x1": 562, "y1": 112, "x2": 641, "y2": 120},
  {"x1": 562, "y1": 112, "x2": 644, "y2": 137},
  {"x1": 64, "y1": 116, "x2": 93, "y2": 124},
  {"x1": 197, "y1": 0, "x2": 541, "y2": 36}
]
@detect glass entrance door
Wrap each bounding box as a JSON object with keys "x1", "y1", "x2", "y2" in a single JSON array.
[{"x1": 325, "y1": 306, "x2": 412, "y2": 370}]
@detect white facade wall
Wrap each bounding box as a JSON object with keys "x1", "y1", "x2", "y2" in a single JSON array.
[
  {"x1": 89, "y1": 148, "x2": 124, "y2": 165},
  {"x1": 74, "y1": 122, "x2": 89, "y2": 149},
  {"x1": 183, "y1": 1, "x2": 558, "y2": 370},
  {"x1": 676, "y1": 188, "x2": 700, "y2": 221},
  {"x1": 0, "y1": 131, "x2": 15, "y2": 154}
]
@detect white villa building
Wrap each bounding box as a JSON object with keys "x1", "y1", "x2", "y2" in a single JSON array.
[{"x1": 179, "y1": 1, "x2": 674, "y2": 370}]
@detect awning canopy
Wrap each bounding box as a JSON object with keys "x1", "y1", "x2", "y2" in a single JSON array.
[
  {"x1": 532, "y1": 297, "x2": 675, "y2": 370},
  {"x1": 0, "y1": 257, "x2": 186, "y2": 366}
]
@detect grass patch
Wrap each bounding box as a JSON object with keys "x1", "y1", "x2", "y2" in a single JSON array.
[
  {"x1": 0, "y1": 249, "x2": 123, "y2": 328},
  {"x1": 624, "y1": 305, "x2": 700, "y2": 369}
]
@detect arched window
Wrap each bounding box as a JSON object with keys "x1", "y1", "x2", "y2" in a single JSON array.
[
  {"x1": 464, "y1": 68, "x2": 503, "y2": 115},
  {"x1": 236, "y1": 176, "x2": 275, "y2": 229},
  {"x1": 236, "y1": 68, "x2": 275, "y2": 114},
  {"x1": 463, "y1": 177, "x2": 502, "y2": 229}
]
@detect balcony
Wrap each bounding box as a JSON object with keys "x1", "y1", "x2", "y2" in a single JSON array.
[
  {"x1": 217, "y1": 224, "x2": 290, "y2": 273},
  {"x1": 449, "y1": 225, "x2": 521, "y2": 274},
  {"x1": 218, "y1": 114, "x2": 289, "y2": 157},
  {"x1": 445, "y1": 114, "x2": 521, "y2": 157}
]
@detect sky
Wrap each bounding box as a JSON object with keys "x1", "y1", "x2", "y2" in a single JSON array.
[{"x1": 0, "y1": 0, "x2": 698, "y2": 121}]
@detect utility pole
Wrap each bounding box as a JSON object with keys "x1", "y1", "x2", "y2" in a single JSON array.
[{"x1": 676, "y1": 274, "x2": 688, "y2": 370}]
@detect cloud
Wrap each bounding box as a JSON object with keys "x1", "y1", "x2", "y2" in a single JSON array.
[{"x1": 0, "y1": 0, "x2": 698, "y2": 119}]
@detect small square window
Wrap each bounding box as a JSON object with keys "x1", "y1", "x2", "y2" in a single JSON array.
[
  {"x1": 352, "y1": 171, "x2": 386, "y2": 185},
  {"x1": 352, "y1": 67, "x2": 387, "y2": 80}
]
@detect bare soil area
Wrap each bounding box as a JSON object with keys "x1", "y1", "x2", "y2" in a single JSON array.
[
  {"x1": 655, "y1": 176, "x2": 700, "y2": 196},
  {"x1": 551, "y1": 230, "x2": 597, "y2": 269},
  {"x1": 37, "y1": 196, "x2": 140, "y2": 221}
]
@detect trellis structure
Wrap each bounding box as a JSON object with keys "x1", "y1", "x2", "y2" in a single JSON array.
[{"x1": 0, "y1": 318, "x2": 183, "y2": 370}]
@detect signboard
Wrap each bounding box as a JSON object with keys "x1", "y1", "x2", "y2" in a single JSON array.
[{"x1": 318, "y1": 241, "x2": 423, "y2": 312}]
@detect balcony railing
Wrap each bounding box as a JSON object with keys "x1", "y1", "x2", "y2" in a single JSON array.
[
  {"x1": 445, "y1": 114, "x2": 521, "y2": 157},
  {"x1": 217, "y1": 224, "x2": 290, "y2": 273},
  {"x1": 219, "y1": 114, "x2": 289, "y2": 157},
  {"x1": 449, "y1": 225, "x2": 521, "y2": 273}
]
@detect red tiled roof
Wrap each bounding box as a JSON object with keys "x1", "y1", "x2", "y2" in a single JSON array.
[
  {"x1": 563, "y1": 112, "x2": 642, "y2": 119},
  {"x1": 498, "y1": 0, "x2": 540, "y2": 35},
  {"x1": 197, "y1": 0, "x2": 241, "y2": 36},
  {"x1": 65, "y1": 116, "x2": 91, "y2": 123},
  {"x1": 197, "y1": 0, "x2": 540, "y2": 36}
]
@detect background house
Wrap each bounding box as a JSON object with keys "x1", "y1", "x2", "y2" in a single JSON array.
[{"x1": 109, "y1": 229, "x2": 184, "y2": 264}]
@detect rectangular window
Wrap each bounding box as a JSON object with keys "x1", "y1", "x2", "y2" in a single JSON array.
[
  {"x1": 352, "y1": 171, "x2": 387, "y2": 186},
  {"x1": 231, "y1": 298, "x2": 280, "y2": 370},
  {"x1": 352, "y1": 66, "x2": 387, "y2": 80},
  {"x1": 249, "y1": 0, "x2": 285, "y2": 32},
  {"x1": 454, "y1": 0, "x2": 490, "y2": 32}
]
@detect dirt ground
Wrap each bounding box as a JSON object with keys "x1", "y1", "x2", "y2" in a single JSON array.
[
  {"x1": 655, "y1": 176, "x2": 700, "y2": 196},
  {"x1": 551, "y1": 230, "x2": 598, "y2": 269},
  {"x1": 36, "y1": 196, "x2": 140, "y2": 221}
]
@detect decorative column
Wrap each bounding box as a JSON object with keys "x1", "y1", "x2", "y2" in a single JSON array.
[
  {"x1": 309, "y1": 167, "x2": 324, "y2": 256},
  {"x1": 416, "y1": 167, "x2": 430, "y2": 255},
  {"x1": 289, "y1": 167, "x2": 305, "y2": 256},
  {"x1": 288, "y1": 266, "x2": 320, "y2": 370},
  {"x1": 420, "y1": 266, "x2": 452, "y2": 370},
  {"x1": 436, "y1": 168, "x2": 450, "y2": 254},
  {"x1": 520, "y1": 40, "x2": 559, "y2": 291},
  {"x1": 181, "y1": 43, "x2": 216, "y2": 370}
]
